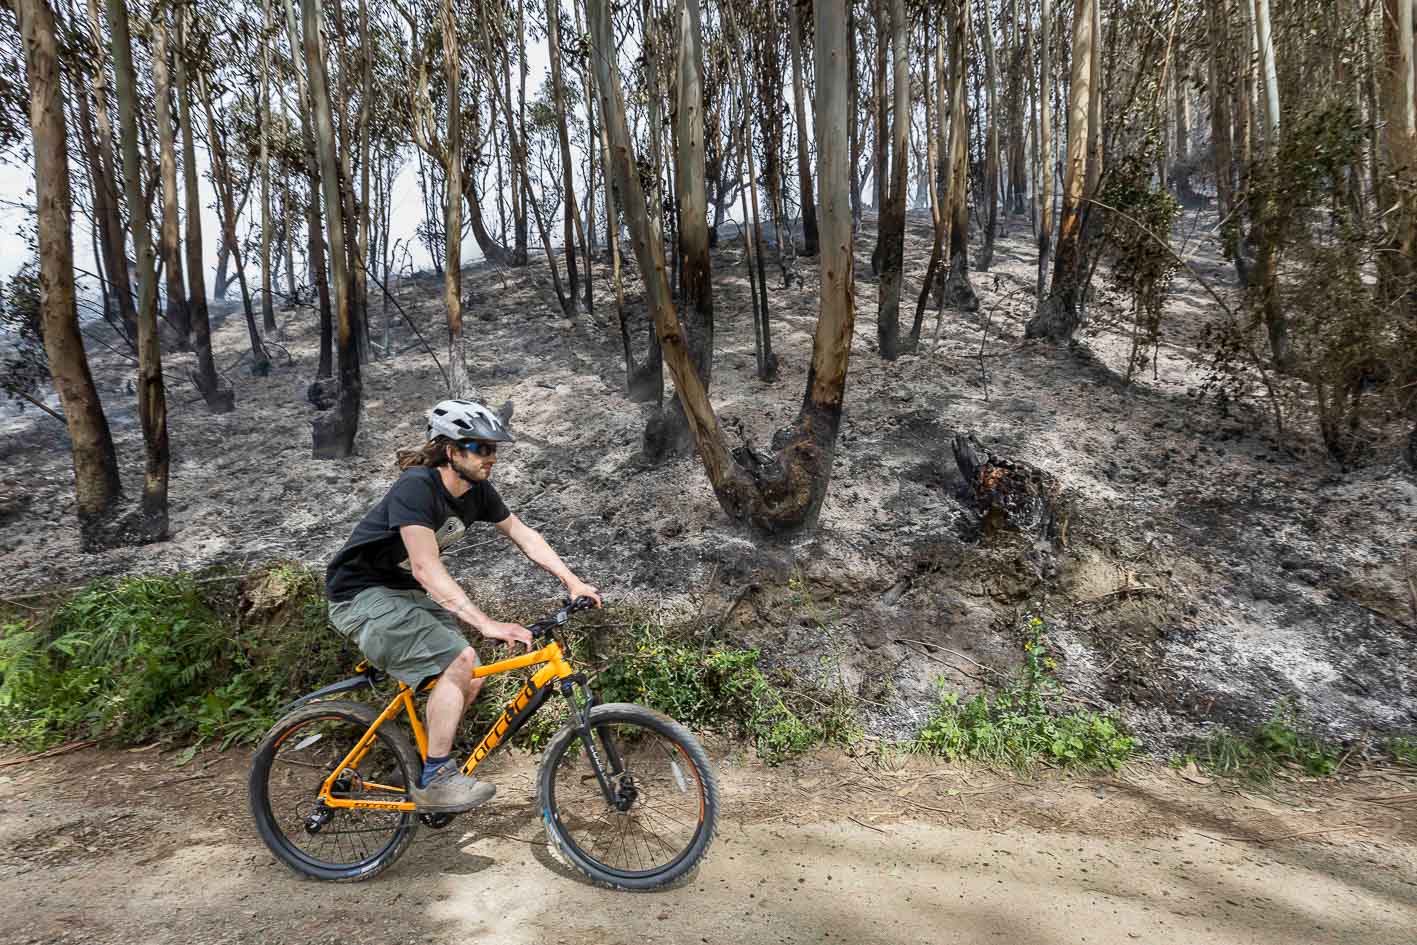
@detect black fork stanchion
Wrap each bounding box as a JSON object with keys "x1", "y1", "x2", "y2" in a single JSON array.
[{"x1": 562, "y1": 678, "x2": 618, "y2": 805}]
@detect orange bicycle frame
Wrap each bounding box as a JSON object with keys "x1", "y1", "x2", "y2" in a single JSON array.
[{"x1": 315, "y1": 639, "x2": 578, "y2": 813}]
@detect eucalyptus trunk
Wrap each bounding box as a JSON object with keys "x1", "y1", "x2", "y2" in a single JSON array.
[
  {"x1": 286, "y1": 0, "x2": 334, "y2": 377},
  {"x1": 977, "y1": 0, "x2": 1000, "y2": 271},
  {"x1": 83, "y1": 0, "x2": 137, "y2": 341},
  {"x1": 106, "y1": 0, "x2": 169, "y2": 539},
  {"x1": 442, "y1": 0, "x2": 467, "y2": 396},
  {"x1": 547, "y1": 0, "x2": 582, "y2": 317},
  {"x1": 787, "y1": 0, "x2": 818, "y2": 256},
  {"x1": 875, "y1": 0, "x2": 910, "y2": 359},
  {"x1": 1037, "y1": 0, "x2": 1055, "y2": 298},
  {"x1": 645, "y1": 0, "x2": 715, "y2": 461},
  {"x1": 152, "y1": 4, "x2": 191, "y2": 350},
  {"x1": 943, "y1": 0, "x2": 978, "y2": 312},
  {"x1": 17, "y1": 0, "x2": 124, "y2": 547},
  {"x1": 590, "y1": 0, "x2": 857, "y2": 533},
  {"x1": 1026, "y1": 0, "x2": 1092, "y2": 341},
  {"x1": 176, "y1": 5, "x2": 233, "y2": 412},
  {"x1": 1248, "y1": 0, "x2": 1290, "y2": 369},
  {"x1": 1208, "y1": 0, "x2": 1245, "y2": 284},
  {"x1": 302, "y1": 0, "x2": 362, "y2": 455},
  {"x1": 260, "y1": 0, "x2": 277, "y2": 335}
]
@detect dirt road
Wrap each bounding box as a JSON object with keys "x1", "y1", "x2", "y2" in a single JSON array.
[{"x1": 2, "y1": 744, "x2": 1413, "y2": 945}]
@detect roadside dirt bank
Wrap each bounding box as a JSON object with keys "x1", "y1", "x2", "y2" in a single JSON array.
[{"x1": 1, "y1": 742, "x2": 1414, "y2": 945}]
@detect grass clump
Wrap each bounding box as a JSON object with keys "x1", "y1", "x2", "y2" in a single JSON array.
[
  {"x1": 0, "y1": 575, "x2": 246, "y2": 748},
  {"x1": 1385, "y1": 736, "x2": 1417, "y2": 768},
  {"x1": 0, "y1": 564, "x2": 351, "y2": 752},
  {"x1": 912, "y1": 616, "x2": 1138, "y2": 771},
  {"x1": 593, "y1": 625, "x2": 829, "y2": 763},
  {"x1": 1188, "y1": 701, "x2": 1344, "y2": 781}
]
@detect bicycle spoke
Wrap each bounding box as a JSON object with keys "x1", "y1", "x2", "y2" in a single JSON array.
[
  {"x1": 548, "y1": 716, "x2": 709, "y2": 878},
  {"x1": 259, "y1": 712, "x2": 412, "y2": 874}
]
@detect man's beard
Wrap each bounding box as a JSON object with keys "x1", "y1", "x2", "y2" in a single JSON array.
[{"x1": 453, "y1": 459, "x2": 485, "y2": 486}]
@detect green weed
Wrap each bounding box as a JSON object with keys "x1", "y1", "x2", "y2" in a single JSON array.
[
  {"x1": 1385, "y1": 736, "x2": 1417, "y2": 768},
  {"x1": 593, "y1": 626, "x2": 826, "y2": 763},
  {"x1": 1191, "y1": 701, "x2": 1344, "y2": 781},
  {"x1": 912, "y1": 615, "x2": 1138, "y2": 771}
]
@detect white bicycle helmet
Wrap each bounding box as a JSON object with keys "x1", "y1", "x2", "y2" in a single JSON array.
[{"x1": 426, "y1": 399, "x2": 514, "y2": 443}]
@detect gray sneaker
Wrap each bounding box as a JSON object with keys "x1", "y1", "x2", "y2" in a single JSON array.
[{"x1": 410, "y1": 761, "x2": 497, "y2": 813}]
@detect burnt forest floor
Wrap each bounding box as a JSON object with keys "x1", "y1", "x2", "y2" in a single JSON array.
[{"x1": 1, "y1": 209, "x2": 1415, "y2": 755}]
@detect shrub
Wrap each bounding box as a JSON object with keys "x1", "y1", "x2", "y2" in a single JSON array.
[{"x1": 913, "y1": 616, "x2": 1138, "y2": 771}]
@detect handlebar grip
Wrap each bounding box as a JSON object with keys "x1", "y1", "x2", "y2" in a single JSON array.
[{"x1": 528, "y1": 597, "x2": 602, "y2": 640}]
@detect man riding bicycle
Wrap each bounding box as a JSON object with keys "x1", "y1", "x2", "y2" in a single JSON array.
[{"x1": 325, "y1": 399, "x2": 601, "y2": 814}]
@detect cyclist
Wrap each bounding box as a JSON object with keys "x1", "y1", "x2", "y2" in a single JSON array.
[{"x1": 325, "y1": 398, "x2": 601, "y2": 814}]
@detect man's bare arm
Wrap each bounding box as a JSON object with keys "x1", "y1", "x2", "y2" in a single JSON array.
[
  {"x1": 400, "y1": 525, "x2": 531, "y2": 647},
  {"x1": 495, "y1": 514, "x2": 602, "y2": 604}
]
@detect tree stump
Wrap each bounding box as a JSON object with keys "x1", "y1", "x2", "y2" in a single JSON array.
[{"x1": 952, "y1": 433, "x2": 1067, "y2": 544}]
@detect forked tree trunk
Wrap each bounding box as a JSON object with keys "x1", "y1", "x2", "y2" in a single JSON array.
[
  {"x1": 152, "y1": 3, "x2": 191, "y2": 350},
  {"x1": 875, "y1": 0, "x2": 910, "y2": 359},
  {"x1": 106, "y1": 0, "x2": 169, "y2": 540},
  {"x1": 588, "y1": 0, "x2": 858, "y2": 534},
  {"x1": 1026, "y1": 0, "x2": 1092, "y2": 341},
  {"x1": 787, "y1": 0, "x2": 819, "y2": 257},
  {"x1": 176, "y1": 6, "x2": 233, "y2": 412},
  {"x1": 302, "y1": 0, "x2": 362, "y2": 455},
  {"x1": 17, "y1": 0, "x2": 124, "y2": 547}
]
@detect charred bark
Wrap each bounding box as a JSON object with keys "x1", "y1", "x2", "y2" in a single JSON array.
[{"x1": 17, "y1": 0, "x2": 125, "y2": 547}]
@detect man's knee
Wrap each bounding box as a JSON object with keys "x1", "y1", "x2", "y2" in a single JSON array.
[{"x1": 439, "y1": 647, "x2": 480, "y2": 695}]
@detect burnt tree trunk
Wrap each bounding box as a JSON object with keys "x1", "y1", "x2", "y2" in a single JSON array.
[
  {"x1": 876, "y1": 0, "x2": 910, "y2": 359},
  {"x1": 18, "y1": 0, "x2": 125, "y2": 547},
  {"x1": 302, "y1": 0, "x2": 362, "y2": 455},
  {"x1": 176, "y1": 6, "x2": 233, "y2": 411},
  {"x1": 107, "y1": 0, "x2": 170, "y2": 540}
]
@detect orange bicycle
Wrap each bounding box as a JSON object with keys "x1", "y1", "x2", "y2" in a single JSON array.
[{"x1": 247, "y1": 598, "x2": 718, "y2": 887}]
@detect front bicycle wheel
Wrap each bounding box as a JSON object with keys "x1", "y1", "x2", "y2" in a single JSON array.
[
  {"x1": 538, "y1": 703, "x2": 718, "y2": 890},
  {"x1": 248, "y1": 700, "x2": 422, "y2": 882}
]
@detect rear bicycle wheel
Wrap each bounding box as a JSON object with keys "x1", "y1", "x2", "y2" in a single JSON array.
[
  {"x1": 538, "y1": 703, "x2": 718, "y2": 890},
  {"x1": 248, "y1": 700, "x2": 422, "y2": 882}
]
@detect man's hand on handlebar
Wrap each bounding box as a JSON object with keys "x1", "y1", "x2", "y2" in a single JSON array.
[
  {"x1": 477, "y1": 618, "x2": 534, "y2": 652},
  {"x1": 564, "y1": 577, "x2": 602, "y2": 609}
]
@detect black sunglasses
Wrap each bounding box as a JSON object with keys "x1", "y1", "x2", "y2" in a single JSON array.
[{"x1": 460, "y1": 441, "x2": 498, "y2": 457}]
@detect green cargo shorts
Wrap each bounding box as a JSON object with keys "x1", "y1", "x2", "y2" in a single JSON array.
[{"x1": 327, "y1": 587, "x2": 471, "y2": 686}]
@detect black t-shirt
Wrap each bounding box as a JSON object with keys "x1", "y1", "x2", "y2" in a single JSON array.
[{"x1": 326, "y1": 466, "x2": 511, "y2": 602}]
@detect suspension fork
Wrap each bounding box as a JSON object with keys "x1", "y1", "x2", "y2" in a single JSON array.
[{"x1": 560, "y1": 674, "x2": 626, "y2": 805}]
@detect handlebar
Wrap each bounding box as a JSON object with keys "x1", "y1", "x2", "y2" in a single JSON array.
[{"x1": 528, "y1": 596, "x2": 601, "y2": 642}]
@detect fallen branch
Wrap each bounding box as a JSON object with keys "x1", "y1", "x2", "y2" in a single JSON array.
[
  {"x1": 1225, "y1": 825, "x2": 1363, "y2": 844},
  {"x1": 847, "y1": 815, "x2": 889, "y2": 834},
  {"x1": 0, "y1": 385, "x2": 66, "y2": 425},
  {"x1": 0, "y1": 739, "x2": 97, "y2": 768},
  {"x1": 1072, "y1": 584, "x2": 1163, "y2": 606}
]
